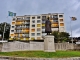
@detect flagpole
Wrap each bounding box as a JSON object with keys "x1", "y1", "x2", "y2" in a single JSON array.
[
  {"x1": 2, "y1": 22, "x2": 6, "y2": 41},
  {"x1": 70, "y1": 17, "x2": 73, "y2": 44}
]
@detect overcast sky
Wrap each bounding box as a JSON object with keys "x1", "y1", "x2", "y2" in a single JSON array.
[{"x1": 0, "y1": 0, "x2": 80, "y2": 37}]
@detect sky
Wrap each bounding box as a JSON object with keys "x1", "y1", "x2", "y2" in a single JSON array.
[{"x1": 0, "y1": 0, "x2": 80, "y2": 37}]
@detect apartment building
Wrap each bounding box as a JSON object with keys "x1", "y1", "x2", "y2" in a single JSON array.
[{"x1": 9, "y1": 13, "x2": 65, "y2": 40}]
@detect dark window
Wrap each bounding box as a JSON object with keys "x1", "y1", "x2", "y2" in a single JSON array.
[
  {"x1": 37, "y1": 33, "x2": 40, "y2": 36},
  {"x1": 37, "y1": 20, "x2": 40, "y2": 23},
  {"x1": 32, "y1": 25, "x2": 35, "y2": 27},
  {"x1": 37, "y1": 16, "x2": 40, "y2": 19},
  {"x1": 13, "y1": 18, "x2": 15, "y2": 21},
  {"x1": 42, "y1": 26, "x2": 45, "y2": 29},
  {"x1": 32, "y1": 17, "x2": 35, "y2": 19},
  {"x1": 12, "y1": 26, "x2": 14, "y2": 28},
  {"x1": 11, "y1": 30, "x2": 14, "y2": 32},
  {"x1": 32, "y1": 20, "x2": 35, "y2": 23},
  {"x1": 53, "y1": 15, "x2": 58, "y2": 18},
  {"x1": 31, "y1": 33, "x2": 35, "y2": 36},
  {"x1": 59, "y1": 15, "x2": 63, "y2": 17},
  {"x1": 17, "y1": 18, "x2": 22, "y2": 20},
  {"x1": 42, "y1": 16, "x2": 46, "y2": 20},
  {"x1": 26, "y1": 17, "x2": 30, "y2": 20}
]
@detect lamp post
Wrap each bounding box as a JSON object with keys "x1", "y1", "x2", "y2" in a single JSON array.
[
  {"x1": 70, "y1": 17, "x2": 73, "y2": 44},
  {"x1": 2, "y1": 22, "x2": 6, "y2": 41}
]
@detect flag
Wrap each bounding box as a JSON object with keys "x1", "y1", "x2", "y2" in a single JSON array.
[
  {"x1": 13, "y1": 13, "x2": 16, "y2": 16},
  {"x1": 8, "y1": 11, "x2": 13, "y2": 16},
  {"x1": 71, "y1": 17, "x2": 77, "y2": 21},
  {"x1": 8, "y1": 11, "x2": 16, "y2": 16}
]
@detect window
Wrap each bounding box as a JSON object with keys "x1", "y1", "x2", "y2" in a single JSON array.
[
  {"x1": 42, "y1": 16, "x2": 46, "y2": 19},
  {"x1": 25, "y1": 17, "x2": 30, "y2": 20},
  {"x1": 37, "y1": 16, "x2": 40, "y2": 19},
  {"x1": 59, "y1": 15, "x2": 63, "y2": 17},
  {"x1": 32, "y1": 25, "x2": 35, "y2": 27},
  {"x1": 31, "y1": 29, "x2": 35, "y2": 32},
  {"x1": 42, "y1": 26, "x2": 45, "y2": 29},
  {"x1": 37, "y1": 28, "x2": 41, "y2": 31},
  {"x1": 12, "y1": 22, "x2": 15, "y2": 25},
  {"x1": 53, "y1": 20, "x2": 58, "y2": 22},
  {"x1": 53, "y1": 15, "x2": 58, "y2": 18},
  {"x1": 42, "y1": 20, "x2": 45, "y2": 23},
  {"x1": 10, "y1": 34, "x2": 14, "y2": 36},
  {"x1": 60, "y1": 19, "x2": 63, "y2": 22},
  {"x1": 37, "y1": 20, "x2": 40, "y2": 23},
  {"x1": 12, "y1": 26, "x2": 14, "y2": 28},
  {"x1": 11, "y1": 30, "x2": 14, "y2": 32},
  {"x1": 13, "y1": 18, "x2": 16, "y2": 21},
  {"x1": 42, "y1": 24, "x2": 45, "y2": 26},
  {"x1": 17, "y1": 18, "x2": 22, "y2": 20},
  {"x1": 31, "y1": 33, "x2": 35, "y2": 36},
  {"x1": 32, "y1": 20, "x2": 35, "y2": 23},
  {"x1": 37, "y1": 33, "x2": 40, "y2": 36},
  {"x1": 60, "y1": 23, "x2": 64, "y2": 26},
  {"x1": 32, "y1": 17, "x2": 35, "y2": 19},
  {"x1": 37, "y1": 24, "x2": 41, "y2": 27}
]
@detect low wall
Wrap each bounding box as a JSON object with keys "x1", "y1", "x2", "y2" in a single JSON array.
[
  {"x1": 0, "y1": 56, "x2": 80, "y2": 60},
  {"x1": 0, "y1": 43, "x2": 3, "y2": 51},
  {"x1": 1, "y1": 41, "x2": 76, "y2": 52}
]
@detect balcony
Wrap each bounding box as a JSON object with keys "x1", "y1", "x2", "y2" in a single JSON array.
[
  {"x1": 15, "y1": 31, "x2": 29, "y2": 34},
  {"x1": 53, "y1": 18, "x2": 58, "y2": 20},
  {"x1": 51, "y1": 24, "x2": 59, "y2": 28},
  {"x1": 15, "y1": 26, "x2": 30, "y2": 29},
  {"x1": 42, "y1": 24, "x2": 45, "y2": 26},
  {"x1": 42, "y1": 16, "x2": 46, "y2": 20},
  {"x1": 24, "y1": 22, "x2": 30, "y2": 24},
  {"x1": 24, "y1": 17, "x2": 30, "y2": 20},
  {"x1": 42, "y1": 29, "x2": 45, "y2": 33},
  {"x1": 15, "y1": 23, "x2": 22, "y2": 25},
  {"x1": 20, "y1": 36, "x2": 29, "y2": 38},
  {"x1": 42, "y1": 21, "x2": 45, "y2": 23},
  {"x1": 37, "y1": 24, "x2": 41, "y2": 27}
]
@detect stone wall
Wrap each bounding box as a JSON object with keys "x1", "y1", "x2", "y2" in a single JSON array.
[
  {"x1": 1, "y1": 41, "x2": 76, "y2": 52},
  {"x1": 0, "y1": 56, "x2": 80, "y2": 60},
  {"x1": 0, "y1": 43, "x2": 3, "y2": 51},
  {"x1": 55, "y1": 43, "x2": 74, "y2": 50}
]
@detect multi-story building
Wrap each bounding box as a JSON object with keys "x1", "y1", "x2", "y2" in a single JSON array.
[{"x1": 9, "y1": 13, "x2": 65, "y2": 40}]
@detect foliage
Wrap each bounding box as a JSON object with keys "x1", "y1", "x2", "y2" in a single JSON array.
[
  {"x1": 0, "y1": 22, "x2": 10, "y2": 40},
  {"x1": 51, "y1": 31, "x2": 70, "y2": 43},
  {"x1": 0, "y1": 51, "x2": 80, "y2": 58}
]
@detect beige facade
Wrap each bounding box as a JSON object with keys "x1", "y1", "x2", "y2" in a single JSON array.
[{"x1": 9, "y1": 13, "x2": 65, "y2": 40}]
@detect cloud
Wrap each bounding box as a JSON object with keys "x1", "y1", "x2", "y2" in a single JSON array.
[{"x1": 0, "y1": 0, "x2": 80, "y2": 37}]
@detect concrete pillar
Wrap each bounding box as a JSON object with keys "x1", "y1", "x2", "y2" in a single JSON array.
[{"x1": 44, "y1": 35, "x2": 56, "y2": 52}]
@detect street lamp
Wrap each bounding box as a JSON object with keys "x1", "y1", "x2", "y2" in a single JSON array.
[{"x1": 2, "y1": 22, "x2": 6, "y2": 41}]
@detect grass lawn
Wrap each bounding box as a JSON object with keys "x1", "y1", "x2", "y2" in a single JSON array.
[{"x1": 0, "y1": 51, "x2": 80, "y2": 58}]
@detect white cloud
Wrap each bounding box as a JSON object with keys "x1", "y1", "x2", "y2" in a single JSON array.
[{"x1": 72, "y1": 28, "x2": 80, "y2": 37}]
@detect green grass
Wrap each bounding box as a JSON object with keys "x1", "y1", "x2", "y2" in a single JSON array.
[{"x1": 0, "y1": 51, "x2": 80, "y2": 58}]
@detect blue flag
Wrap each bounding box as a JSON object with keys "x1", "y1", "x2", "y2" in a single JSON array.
[
  {"x1": 13, "y1": 13, "x2": 16, "y2": 16},
  {"x1": 8, "y1": 11, "x2": 13, "y2": 16},
  {"x1": 8, "y1": 11, "x2": 16, "y2": 16}
]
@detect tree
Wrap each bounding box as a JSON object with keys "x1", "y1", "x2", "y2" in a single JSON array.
[
  {"x1": 0, "y1": 22, "x2": 10, "y2": 40},
  {"x1": 51, "y1": 31, "x2": 70, "y2": 43}
]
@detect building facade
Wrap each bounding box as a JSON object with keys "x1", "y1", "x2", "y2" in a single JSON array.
[{"x1": 9, "y1": 13, "x2": 65, "y2": 40}]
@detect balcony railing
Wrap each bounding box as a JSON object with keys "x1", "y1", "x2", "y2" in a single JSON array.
[
  {"x1": 15, "y1": 31, "x2": 29, "y2": 34},
  {"x1": 15, "y1": 26, "x2": 30, "y2": 29},
  {"x1": 42, "y1": 29, "x2": 45, "y2": 33},
  {"x1": 51, "y1": 25, "x2": 59, "y2": 28},
  {"x1": 42, "y1": 21, "x2": 45, "y2": 23}
]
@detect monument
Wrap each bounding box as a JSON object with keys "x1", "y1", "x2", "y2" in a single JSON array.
[{"x1": 44, "y1": 16, "x2": 56, "y2": 52}]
